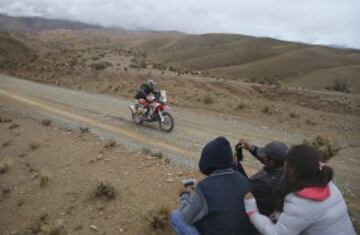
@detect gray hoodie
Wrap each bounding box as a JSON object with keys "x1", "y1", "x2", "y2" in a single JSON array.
[{"x1": 250, "y1": 182, "x2": 356, "y2": 235}]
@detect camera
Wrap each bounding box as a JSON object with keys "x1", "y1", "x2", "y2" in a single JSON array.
[
  {"x1": 235, "y1": 143, "x2": 244, "y2": 161},
  {"x1": 181, "y1": 179, "x2": 196, "y2": 188}
]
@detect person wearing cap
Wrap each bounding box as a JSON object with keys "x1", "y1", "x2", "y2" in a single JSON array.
[
  {"x1": 170, "y1": 136, "x2": 256, "y2": 235},
  {"x1": 235, "y1": 139, "x2": 288, "y2": 216}
]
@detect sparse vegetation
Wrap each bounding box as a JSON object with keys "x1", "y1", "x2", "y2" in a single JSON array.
[
  {"x1": 89, "y1": 61, "x2": 112, "y2": 71},
  {"x1": 332, "y1": 78, "x2": 351, "y2": 93},
  {"x1": 0, "y1": 117, "x2": 12, "y2": 123},
  {"x1": 0, "y1": 161, "x2": 10, "y2": 174},
  {"x1": 103, "y1": 139, "x2": 116, "y2": 149},
  {"x1": 203, "y1": 95, "x2": 214, "y2": 105},
  {"x1": 289, "y1": 112, "x2": 299, "y2": 118},
  {"x1": 8, "y1": 123, "x2": 19, "y2": 129},
  {"x1": 236, "y1": 102, "x2": 247, "y2": 110},
  {"x1": 2, "y1": 140, "x2": 11, "y2": 147},
  {"x1": 41, "y1": 119, "x2": 52, "y2": 126},
  {"x1": 144, "y1": 205, "x2": 171, "y2": 232},
  {"x1": 95, "y1": 182, "x2": 116, "y2": 200},
  {"x1": 262, "y1": 106, "x2": 271, "y2": 114},
  {"x1": 29, "y1": 142, "x2": 40, "y2": 150},
  {"x1": 141, "y1": 147, "x2": 152, "y2": 155},
  {"x1": 39, "y1": 174, "x2": 49, "y2": 187},
  {"x1": 303, "y1": 135, "x2": 341, "y2": 162}
]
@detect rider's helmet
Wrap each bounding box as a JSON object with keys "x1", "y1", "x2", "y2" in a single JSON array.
[{"x1": 147, "y1": 79, "x2": 155, "y2": 89}]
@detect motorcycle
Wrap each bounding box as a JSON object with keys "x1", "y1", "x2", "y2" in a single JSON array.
[{"x1": 129, "y1": 90, "x2": 174, "y2": 132}]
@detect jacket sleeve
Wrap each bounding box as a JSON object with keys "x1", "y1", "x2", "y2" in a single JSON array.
[
  {"x1": 249, "y1": 197, "x2": 311, "y2": 235},
  {"x1": 249, "y1": 145, "x2": 265, "y2": 163},
  {"x1": 177, "y1": 188, "x2": 208, "y2": 224}
]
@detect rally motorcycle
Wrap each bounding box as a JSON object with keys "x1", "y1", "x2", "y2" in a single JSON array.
[{"x1": 129, "y1": 90, "x2": 174, "y2": 132}]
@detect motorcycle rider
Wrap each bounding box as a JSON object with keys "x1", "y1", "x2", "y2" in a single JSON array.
[{"x1": 130, "y1": 79, "x2": 157, "y2": 119}]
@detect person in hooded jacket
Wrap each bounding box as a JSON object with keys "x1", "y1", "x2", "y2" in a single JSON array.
[
  {"x1": 170, "y1": 136, "x2": 256, "y2": 235},
  {"x1": 243, "y1": 145, "x2": 356, "y2": 235}
]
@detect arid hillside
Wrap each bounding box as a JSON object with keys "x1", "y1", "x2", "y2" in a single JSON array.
[{"x1": 0, "y1": 24, "x2": 359, "y2": 93}]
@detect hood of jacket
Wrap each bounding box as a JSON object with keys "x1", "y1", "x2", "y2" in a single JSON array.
[
  {"x1": 199, "y1": 136, "x2": 234, "y2": 176},
  {"x1": 295, "y1": 184, "x2": 331, "y2": 201}
]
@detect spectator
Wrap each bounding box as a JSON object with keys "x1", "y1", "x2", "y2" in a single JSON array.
[
  {"x1": 244, "y1": 145, "x2": 356, "y2": 235},
  {"x1": 235, "y1": 140, "x2": 288, "y2": 216},
  {"x1": 170, "y1": 136, "x2": 256, "y2": 235}
]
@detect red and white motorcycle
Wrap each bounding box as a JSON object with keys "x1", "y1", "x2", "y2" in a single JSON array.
[{"x1": 129, "y1": 90, "x2": 174, "y2": 132}]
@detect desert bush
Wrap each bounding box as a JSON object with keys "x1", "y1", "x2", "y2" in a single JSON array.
[
  {"x1": 289, "y1": 112, "x2": 299, "y2": 118},
  {"x1": 303, "y1": 135, "x2": 341, "y2": 162},
  {"x1": 144, "y1": 205, "x2": 171, "y2": 232},
  {"x1": 262, "y1": 106, "x2": 272, "y2": 114},
  {"x1": 95, "y1": 182, "x2": 116, "y2": 200},
  {"x1": 103, "y1": 139, "x2": 116, "y2": 149},
  {"x1": 89, "y1": 61, "x2": 112, "y2": 71},
  {"x1": 332, "y1": 78, "x2": 350, "y2": 93},
  {"x1": 236, "y1": 102, "x2": 247, "y2": 110},
  {"x1": 0, "y1": 117, "x2": 12, "y2": 123},
  {"x1": 29, "y1": 142, "x2": 40, "y2": 151},
  {"x1": 0, "y1": 161, "x2": 10, "y2": 174},
  {"x1": 41, "y1": 119, "x2": 52, "y2": 126},
  {"x1": 9, "y1": 123, "x2": 19, "y2": 130},
  {"x1": 39, "y1": 174, "x2": 49, "y2": 187},
  {"x1": 141, "y1": 147, "x2": 152, "y2": 155},
  {"x1": 203, "y1": 95, "x2": 214, "y2": 105}
]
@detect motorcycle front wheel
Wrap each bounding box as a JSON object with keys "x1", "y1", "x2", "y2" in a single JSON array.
[
  {"x1": 159, "y1": 112, "x2": 174, "y2": 132},
  {"x1": 132, "y1": 113, "x2": 143, "y2": 125}
]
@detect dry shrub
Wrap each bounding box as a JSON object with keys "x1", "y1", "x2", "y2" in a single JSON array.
[
  {"x1": 141, "y1": 147, "x2": 152, "y2": 155},
  {"x1": 9, "y1": 123, "x2": 19, "y2": 129},
  {"x1": 29, "y1": 142, "x2": 40, "y2": 151},
  {"x1": 39, "y1": 174, "x2": 49, "y2": 187},
  {"x1": 103, "y1": 139, "x2": 116, "y2": 149},
  {"x1": 0, "y1": 161, "x2": 10, "y2": 174},
  {"x1": 144, "y1": 205, "x2": 171, "y2": 232},
  {"x1": 95, "y1": 182, "x2": 116, "y2": 200},
  {"x1": 236, "y1": 102, "x2": 247, "y2": 110},
  {"x1": 41, "y1": 119, "x2": 52, "y2": 126},
  {"x1": 0, "y1": 117, "x2": 12, "y2": 123},
  {"x1": 203, "y1": 95, "x2": 214, "y2": 105},
  {"x1": 89, "y1": 61, "x2": 112, "y2": 71},
  {"x1": 262, "y1": 106, "x2": 272, "y2": 114},
  {"x1": 289, "y1": 112, "x2": 299, "y2": 118},
  {"x1": 303, "y1": 135, "x2": 341, "y2": 162}
]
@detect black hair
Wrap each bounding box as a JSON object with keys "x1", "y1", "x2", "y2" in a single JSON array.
[{"x1": 274, "y1": 145, "x2": 333, "y2": 211}]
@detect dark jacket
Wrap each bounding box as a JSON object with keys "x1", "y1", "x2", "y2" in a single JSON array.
[
  {"x1": 195, "y1": 137, "x2": 256, "y2": 235},
  {"x1": 248, "y1": 146, "x2": 284, "y2": 216},
  {"x1": 135, "y1": 83, "x2": 154, "y2": 99}
]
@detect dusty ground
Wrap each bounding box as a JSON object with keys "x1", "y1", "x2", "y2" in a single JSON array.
[
  {"x1": 0, "y1": 75, "x2": 359, "y2": 234},
  {"x1": 0, "y1": 108, "x2": 204, "y2": 235}
]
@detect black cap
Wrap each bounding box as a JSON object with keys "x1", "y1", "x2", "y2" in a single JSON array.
[{"x1": 257, "y1": 141, "x2": 288, "y2": 161}]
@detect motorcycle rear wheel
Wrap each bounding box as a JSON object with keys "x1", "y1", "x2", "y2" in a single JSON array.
[{"x1": 159, "y1": 112, "x2": 174, "y2": 132}]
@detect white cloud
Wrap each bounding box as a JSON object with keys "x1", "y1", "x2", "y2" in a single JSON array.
[{"x1": 0, "y1": 0, "x2": 359, "y2": 48}]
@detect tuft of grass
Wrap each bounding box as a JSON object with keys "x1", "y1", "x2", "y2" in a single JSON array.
[
  {"x1": 203, "y1": 95, "x2": 214, "y2": 105},
  {"x1": 41, "y1": 119, "x2": 52, "y2": 126},
  {"x1": 2, "y1": 140, "x2": 11, "y2": 147},
  {"x1": 261, "y1": 106, "x2": 272, "y2": 114},
  {"x1": 9, "y1": 123, "x2": 19, "y2": 130},
  {"x1": 303, "y1": 135, "x2": 341, "y2": 162},
  {"x1": 0, "y1": 161, "x2": 10, "y2": 174},
  {"x1": 29, "y1": 142, "x2": 40, "y2": 151},
  {"x1": 103, "y1": 139, "x2": 116, "y2": 149},
  {"x1": 236, "y1": 102, "x2": 247, "y2": 110},
  {"x1": 332, "y1": 78, "x2": 350, "y2": 93},
  {"x1": 89, "y1": 61, "x2": 112, "y2": 71},
  {"x1": 144, "y1": 205, "x2": 171, "y2": 231},
  {"x1": 39, "y1": 174, "x2": 49, "y2": 187},
  {"x1": 141, "y1": 147, "x2": 152, "y2": 155},
  {"x1": 95, "y1": 182, "x2": 116, "y2": 200},
  {"x1": 289, "y1": 112, "x2": 299, "y2": 118},
  {"x1": 151, "y1": 151, "x2": 164, "y2": 159},
  {"x1": 0, "y1": 117, "x2": 12, "y2": 123}
]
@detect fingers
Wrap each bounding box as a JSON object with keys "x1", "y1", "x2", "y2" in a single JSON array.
[{"x1": 245, "y1": 192, "x2": 254, "y2": 199}]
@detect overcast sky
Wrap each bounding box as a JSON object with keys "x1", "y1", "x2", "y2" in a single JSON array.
[{"x1": 1, "y1": 0, "x2": 360, "y2": 48}]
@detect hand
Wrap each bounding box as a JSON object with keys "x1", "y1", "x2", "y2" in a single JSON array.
[
  {"x1": 238, "y1": 139, "x2": 252, "y2": 150},
  {"x1": 178, "y1": 184, "x2": 193, "y2": 195},
  {"x1": 244, "y1": 192, "x2": 258, "y2": 218}
]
